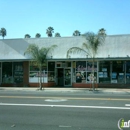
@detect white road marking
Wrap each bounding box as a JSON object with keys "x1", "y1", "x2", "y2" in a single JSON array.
[
  {"x1": 59, "y1": 125, "x2": 72, "y2": 128},
  {"x1": 45, "y1": 99, "x2": 67, "y2": 102},
  {"x1": 125, "y1": 104, "x2": 130, "y2": 106},
  {"x1": 0, "y1": 103, "x2": 130, "y2": 110}
]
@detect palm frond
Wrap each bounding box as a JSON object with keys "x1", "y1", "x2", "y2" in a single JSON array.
[
  {"x1": 67, "y1": 47, "x2": 87, "y2": 58},
  {"x1": 82, "y1": 43, "x2": 92, "y2": 57},
  {"x1": 24, "y1": 44, "x2": 39, "y2": 59},
  {"x1": 82, "y1": 32, "x2": 106, "y2": 58}
]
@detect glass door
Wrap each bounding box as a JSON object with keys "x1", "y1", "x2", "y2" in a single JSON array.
[
  {"x1": 0, "y1": 68, "x2": 1, "y2": 85},
  {"x1": 64, "y1": 68, "x2": 71, "y2": 86}
]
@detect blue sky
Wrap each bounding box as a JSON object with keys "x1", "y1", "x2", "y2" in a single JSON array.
[{"x1": 0, "y1": 0, "x2": 130, "y2": 39}]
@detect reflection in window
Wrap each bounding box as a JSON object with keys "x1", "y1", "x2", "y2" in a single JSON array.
[
  {"x1": 2, "y1": 62, "x2": 23, "y2": 84},
  {"x1": 29, "y1": 61, "x2": 47, "y2": 83},
  {"x1": 112, "y1": 61, "x2": 125, "y2": 83},
  {"x1": 99, "y1": 61, "x2": 110, "y2": 83},
  {"x1": 13, "y1": 62, "x2": 23, "y2": 83}
]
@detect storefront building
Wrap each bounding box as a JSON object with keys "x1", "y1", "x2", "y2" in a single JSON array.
[{"x1": 0, "y1": 35, "x2": 130, "y2": 88}]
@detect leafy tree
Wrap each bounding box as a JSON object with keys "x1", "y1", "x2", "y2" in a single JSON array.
[
  {"x1": 73, "y1": 30, "x2": 81, "y2": 36},
  {"x1": 25, "y1": 34, "x2": 31, "y2": 38},
  {"x1": 55, "y1": 32, "x2": 61, "y2": 37},
  {"x1": 0, "y1": 28, "x2": 7, "y2": 39},
  {"x1": 67, "y1": 32, "x2": 106, "y2": 91},
  {"x1": 35, "y1": 33, "x2": 41, "y2": 38},
  {"x1": 24, "y1": 44, "x2": 57, "y2": 90},
  {"x1": 98, "y1": 28, "x2": 106, "y2": 36},
  {"x1": 46, "y1": 26, "x2": 54, "y2": 37}
]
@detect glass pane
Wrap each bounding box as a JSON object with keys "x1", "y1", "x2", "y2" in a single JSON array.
[
  {"x1": 99, "y1": 61, "x2": 110, "y2": 83},
  {"x1": 2, "y1": 62, "x2": 13, "y2": 83},
  {"x1": 87, "y1": 62, "x2": 97, "y2": 72},
  {"x1": 48, "y1": 62, "x2": 55, "y2": 71},
  {"x1": 76, "y1": 61, "x2": 86, "y2": 71},
  {"x1": 30, "y1": 61, "x2": 47, "y2": 71},
  {"x1": 112, "y1": 61, "x2": 125, "y2": 83},
  {"x1": 29, "y1": 71, "x2": 48, "y2": 83},
  {"x1": 76, "y1": 72, "x2": 86, "y2": 83},
  {"x1": 48, "y1": 71, "x2": 55, "y2": 82},
  {"x1": 87, "y1": 72, "x2": 97, "y2": 83},
  {"x1": 64, "y1": 69, "x2": 71, "y2": 85},
  {"x1": 126, "y1": 61, "x2": 130, "y2": 83},
  {"x1": 13, "y1": 62, "x2": 23, "y2": 83}
]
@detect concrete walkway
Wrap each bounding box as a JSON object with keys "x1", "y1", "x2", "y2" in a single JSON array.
[{"x1": 0, "y1": 87, "x2": 130, "y2": 95}]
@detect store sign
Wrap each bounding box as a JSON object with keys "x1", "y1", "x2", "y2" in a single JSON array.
[
  {"x1": 87, "y1": 66, "x2": 97, "y2": 71},
  {"x1": 76, "y1": 61, "x2": 97, "y2": 71},
  {"x1": 77, "y1": 66, "x2": 87, "y2": 71}
]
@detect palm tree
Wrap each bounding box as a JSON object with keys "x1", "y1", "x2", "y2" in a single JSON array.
[
  {"x1": 98, "y1": 28, "x2": 106, "y2": 36},
  {"x1": 67, "y1": 32, "x2": 106, "y2": 91},
  {"x1": 24, "y1": 44, "x2": 57, "y2": 90},
  {"x1": 73, "y1": 30, "x2": 81, "y2": 36},
  {"x1": 0, "y1": 28, "x2": 7, "y2": 39},
  {"x1": 46, "y1": 26, "x2": 54, "y2": 37},
  {"x1": 35, "y1": 33, "x2": 41, "y2": 38},
  {"x1": 55, "y1": 32, "x2": 61, "y2": 37},
  {"x1": 25, "y1": 34, "x2": 31, "y2": 38}
]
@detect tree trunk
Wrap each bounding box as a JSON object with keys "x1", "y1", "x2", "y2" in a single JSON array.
[
  {"x1": 92, "y1": 58, "x2": 95, "y2": 91},
  {"x1": 39, "y1": 66, "x2": 42, "y2": 90}
]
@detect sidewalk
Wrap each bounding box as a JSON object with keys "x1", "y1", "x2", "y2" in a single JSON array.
[{"x1": 0, "y1": 87, "x2": 130, "y2": 95}]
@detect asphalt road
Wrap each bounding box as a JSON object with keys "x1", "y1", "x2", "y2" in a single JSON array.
[{"x1": 0, "y1": 90, "x2": 130, "y2": 130}]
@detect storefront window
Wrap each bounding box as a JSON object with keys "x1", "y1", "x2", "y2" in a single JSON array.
[
  {"x1": 87, "y1": 62, "x2": 97, "y2": 83},
  {"x1": 112, "y1": 61, "x2": 125, "y2": 83},
  {"x1": 72, "y1": 61, "x2": 76, "y2": 82},
  {"x1": 2, "y1": 62, "x2": 13, "y2": 83},
  {"x1": 75, "y1": 61, "x2": 86, "y2": 83},
  {"x1": 48, "y1": 62, "x2": 55, "y2": 82},
  {"x1": 64, "y1": 69, "x2": 71, "y2": 85},
  {"x1": 29, "y1": 61, "x2": 47, "y2": 83},
  {"x1": 13, "y1": 62, "x2": 23, "y2": 83},
  {"x1": 87, "y1": 62, "x2": 97, "y2": 72},
  {"x1": 126, "y1": 61, "x2": 130, "y2": 83},
  {"x1": 2, "y1": 62, "x2": 23, "y2": 84},
  {"x1": 87, "y1": 72, "x2": 97, "y2": 83},
  {"x1": 99, "y1": 61, "x2": 110, "y2": 83},
  {"x1": 76, "y1": 72, "x2": 86, "y2": 83}
]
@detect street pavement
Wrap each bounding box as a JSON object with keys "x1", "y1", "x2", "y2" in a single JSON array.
[{"x1": 0, "y1": 90, "x2": 130, "y2": 130}]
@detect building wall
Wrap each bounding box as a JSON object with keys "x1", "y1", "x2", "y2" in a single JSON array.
[{"x1": 0, "y1": 60, "x2": 130, "y2": 88}]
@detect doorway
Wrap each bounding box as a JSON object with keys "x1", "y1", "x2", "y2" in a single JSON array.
[
  {"x1": 57, "y1": 68, "x2": 64, "y2": 86},
  {"x1": 0, "y1": 68, "x2": 1, "y2": 85},
  {"x1": 56, "y1": 68, "x2": 72, "y2": 87}
]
